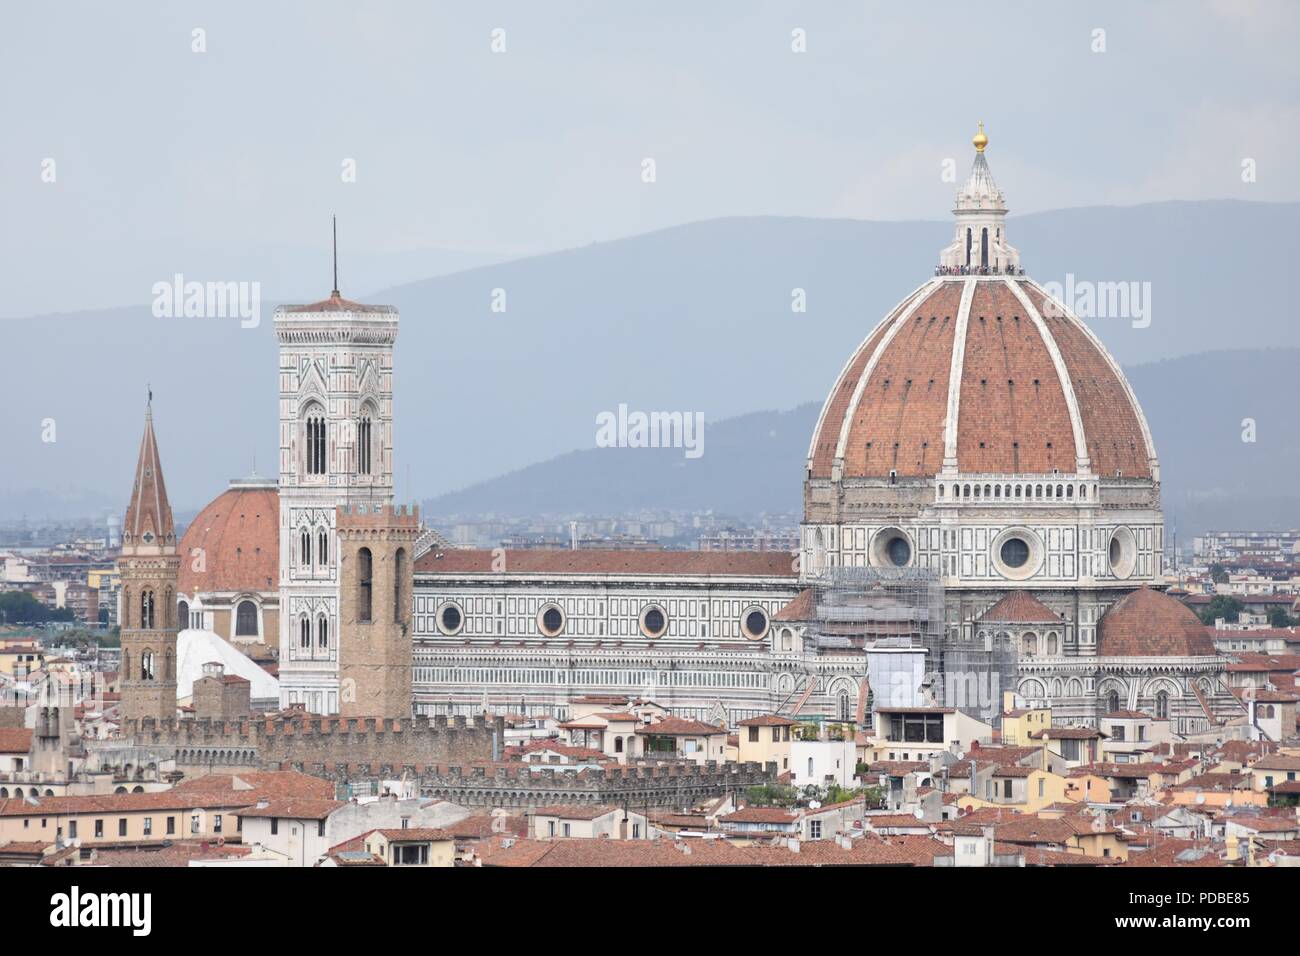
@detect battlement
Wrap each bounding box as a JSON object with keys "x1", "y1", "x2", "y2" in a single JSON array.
[
  {"x1": 122, "y1": 713, "x2": 500, "y2": 773},
  {"x1": 336, "y1": 502, "x2": 421, "y2": 529},
  {"x1": 399, "y1": 759, "x2": 776, "y2": 809}
]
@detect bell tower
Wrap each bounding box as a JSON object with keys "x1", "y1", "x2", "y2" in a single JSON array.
[
  {"x1": 118, "y1": 399, "x2": 180, "y2": 723},
  {"x1": 336, "y1": 503, "x2": 419, "y2": 719},
  {"x1": 274, "y1": 227, "x2": 399, "y2": 714}
]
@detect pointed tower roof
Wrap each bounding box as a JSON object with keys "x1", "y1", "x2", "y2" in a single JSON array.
[{"x1": 122, "y1": 401, "x2": 176, "y2": 550}]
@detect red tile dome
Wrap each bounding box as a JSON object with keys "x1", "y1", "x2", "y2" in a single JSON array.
[
  {"x1": 178, "y1": 478, "x2": 279, "y2": 596},
  {"x1": 1097, "y1": 588, "x2": 1217, "y2": 657},
  {"x1": 806, "y1": 275, "x2": 1157, "y2": 482}
]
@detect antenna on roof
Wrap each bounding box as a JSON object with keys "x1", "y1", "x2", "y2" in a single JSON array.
[{"x1": 332, "y1": 215, "x2": 340, "y2": 296}]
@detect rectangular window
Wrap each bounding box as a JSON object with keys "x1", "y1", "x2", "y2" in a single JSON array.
[
  {"x1": 318, "y1": 820, "x2": 325, "y2": 837},
  {"x1": 167, "y1": 816, "x2": 176, "y2": 835},
  {"x1": 214, "y1": 814, "x2": 223, "y2": 834},
  {"x1": 809, "y1": 820, "x2": 822, "y2": 839},
  {"x1": 94, "y1": 819, "x2": 104, "y2": 838},
  {"x1": 271, "y1": 818, "x2": 279, "y2": 835},
  {"x1": 69, "y1": 821, "x2": 77, "y2": 839},
  {"x1": 143, "y1": 817, "x2": 153, "y2": 836},
  {"x1": 118, "y1": 819, "x2": 127, "y2": 837},
  {"x1": 748, "y1": 727, "x2": 759, "y2": 742}
]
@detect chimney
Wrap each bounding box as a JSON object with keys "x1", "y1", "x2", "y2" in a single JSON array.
[{"x1": 786, "y1": 837, "x2": 801, "y2": 853}]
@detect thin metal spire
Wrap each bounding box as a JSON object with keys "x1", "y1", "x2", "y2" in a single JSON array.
[{"x1": 331, "y1": 215, "x2": 339, "y2": 296}]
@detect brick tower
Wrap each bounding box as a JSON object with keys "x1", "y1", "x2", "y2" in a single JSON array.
[
  {"x1": 118, "y1": 400, "x2": 181, "y2": 723},
  {"x1": 336, "y1": 503, "x2": 419, "y2": 719}
]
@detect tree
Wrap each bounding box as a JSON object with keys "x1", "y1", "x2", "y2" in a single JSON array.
[
  {"x1": 1209, "y1": 563, "x2": 1229, "y2": 584},
  {"x1": 0, "y1": 590, "x2": 74, "y2": 624},
  {"x1": 1268, "y1": 607, "x2": 1300, "y2": 628},
  {"x1": 1197, "y1": 595, "x2": 1243, "y2": 626}
]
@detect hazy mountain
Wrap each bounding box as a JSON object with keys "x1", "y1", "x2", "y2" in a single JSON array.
[
  {"x1": 422, "y1": 349, "x2": 1300, "y2": 536},
  {"x1": 2, "y1": 201, "x2": 1296, "y2": 524}
]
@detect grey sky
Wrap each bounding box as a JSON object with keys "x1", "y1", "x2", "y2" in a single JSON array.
[{"x1": 2, "y1": 0, "x2": 1297, "y2": 316}]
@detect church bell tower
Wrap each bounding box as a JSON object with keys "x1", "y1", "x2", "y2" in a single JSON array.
[{"x1": 118, "y1": 399, "x2": 180, "y2": 723}]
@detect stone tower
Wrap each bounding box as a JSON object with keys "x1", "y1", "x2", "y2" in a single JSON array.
[
  {"x1": 119, "y1": 401, "x2": 180, "y2": 724},
  {"x1": 274, "y1": 278, "x2": 398, "y2": 715},
  {"x1": 336, "y1": 503, "x2": 419, "y2": 719}
]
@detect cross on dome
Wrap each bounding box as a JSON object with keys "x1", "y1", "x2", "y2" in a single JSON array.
[{"x1": 938, "y1": 124, "x2": 1021, "y2": 275}]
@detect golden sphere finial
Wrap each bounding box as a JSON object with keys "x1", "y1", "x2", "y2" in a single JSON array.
[{"x1": 973, "y1": 121, "x2": 988, "y2": 152}]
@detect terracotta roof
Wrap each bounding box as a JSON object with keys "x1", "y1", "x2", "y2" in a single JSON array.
[
  {"x1": 1030, "y1": 726, "x2": 1106, "y2": 740},
  {"x1": 807, "y1": 277, "x2": 1154, "y2": 480},
  {"x1": 773, "y1": 588, "x2": 814, "y2": 621},
  {"x1": 1249, "y1": 755, "x2": 1300, "y2": 771},
  {"x1": 369, "y1": 827, "x2": 454, "y2": 842},
  {"x1": 171, "y1": 771, "x2": 335, "y2": 800},
  {"x1": 1098, "y1": 588, "x2": 1219, "y2": 657},
  {"x1": 0, "y1": 728, "x2": 32, "y2": 753},
  {"x1": 636, "y1": 717, "x2": 725, "y2": 737},
  {"x1": 532, "y1": 804, "x2": 620, "y2": 821},
  {"x1": 92, "y1": 842, "x2": 253, "y2": 868},
  {"x1": 478, "y1": 834, "x2": 945, "y2": 867},
  {"x1": 237, "y1": 798, "x2": 345, "y2": 820},
  {"x1": 721, "y1": 807, "x2": 798, "y2": 825},
  {"x1": 737, "y1": 714, "x2": 798, "y2": 727},
  {"x1": 178, "y1": 481, "x2": 279, "y2": 595},
  {"x1": 415, "y1": 549, "x2": 798, "y2": 578},
  {"x1": 0, "y1": 790, "x2": 258, "y2": 817},
  {"x1": 280, "y1": 290, "x2": 396, "y2": 314},
  {"x1": 978, "y1": 590, "x2": 1063, "y2": 624}
]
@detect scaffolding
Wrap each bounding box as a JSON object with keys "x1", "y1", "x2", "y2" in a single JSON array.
[
  {"x1": 807, "y1": 566, "x2": 944, "y2": 652},
  {"x1": 806, "y1": 566, "x2": 1011, "y2": 723}
]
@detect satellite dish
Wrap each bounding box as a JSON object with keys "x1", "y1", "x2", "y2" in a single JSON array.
[
  {"x1": 1225, "y1": 798, "x2": 1233, "y2": 808},
  {"x1": 808, "y1": 800, "x2": 822, "y2": 810},
  {"x1": 913, "y1": 808, "x2": 924, "y2": 819},
  {"x1": 1196, "y1": 794, "x2": 1206, "y2": 805}
]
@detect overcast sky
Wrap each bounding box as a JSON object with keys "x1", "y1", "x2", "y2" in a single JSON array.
[{"x1": 2, "y1": 0, "x2": 1298, "y2": 316}]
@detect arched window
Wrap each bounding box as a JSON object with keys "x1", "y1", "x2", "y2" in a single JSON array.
[
  {"x1": 1021, "y1": 633, "x2": 1037, "y2": 656},
  {"x1": 839, "y1": 692, "x2": 852, "y2": 721},
  {"x1": 357, "y1": 413, "x2": 372, "y2": 475},
  {"x1": 141, "y1": 650, "x2": 155, "y2": 681},
  {"x1": 394, "y1": 548, "x2": 407, "y2": 624},
  {"x1": 1106, "y1": 690, "x2": 1120, "y2": 714},
  {"x1": 1046, "y1": 632, "x2": 1059, "y2": 655},
  {"x1": 305, "y1": 407, "x2": 327, "y2": 476},
  {"x1": 358, "y1": 548, "x2": 373, "y2": 623},
  {"x1": 318, "y1": 528, "x2": 328, "y2": 566},
  {"x1": 980, "y1": 226, "x2": 989, "y2": 269},
  {"x1": 299, "y1": 616, "x2": 311, "y2": 649},
  {"x1": 1155, "y1": 691, "x2": 1169, "y2": 719},
  {"x1": 178, "y1": 599, "x2": 190, "y2": 630},
  {"x1": 614, "y1": 736, "x2": 624, "y2": 753},
  {"x1": 141, "y1": 590, "x2": 155, "y2": 630},
  {"x1": 318, "y1": 614, "x2": 329, "y2": 649},
  {"x1": 300, "y1": 528, "x2": 312, "y2": 567},
  {"x1": 235, "y1": 600, "x2": 258, "y2": 637}
]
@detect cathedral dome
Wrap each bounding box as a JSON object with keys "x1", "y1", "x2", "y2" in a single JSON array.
[
  {"x1": 806, "y1": 277, "x2": 1157, "y2": 481},
  {"x1": 1097, "y1": 588, "x2": 1217, "y2": 657},
  {"x1": 178, "y1": 477, "x2": 279, "y2": 596},
  {"x1": 806, "y1": 129, "x2": 1157, "y2": 485}
]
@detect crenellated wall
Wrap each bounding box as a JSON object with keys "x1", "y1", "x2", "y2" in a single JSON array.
[{"x1": 122, "y1": 713, "x2": 501, "y2": 774}]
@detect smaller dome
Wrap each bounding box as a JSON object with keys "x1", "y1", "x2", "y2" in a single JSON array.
[
  {"x1": 978, "y1": 591, "x2": 1062, "y2": 625},
  {"x1": 1097, "y1": 588, "x2": 1217, "y2": 658},
  {"x1": 178, "y1": 477, "x2": 279, "y2": 596}
]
